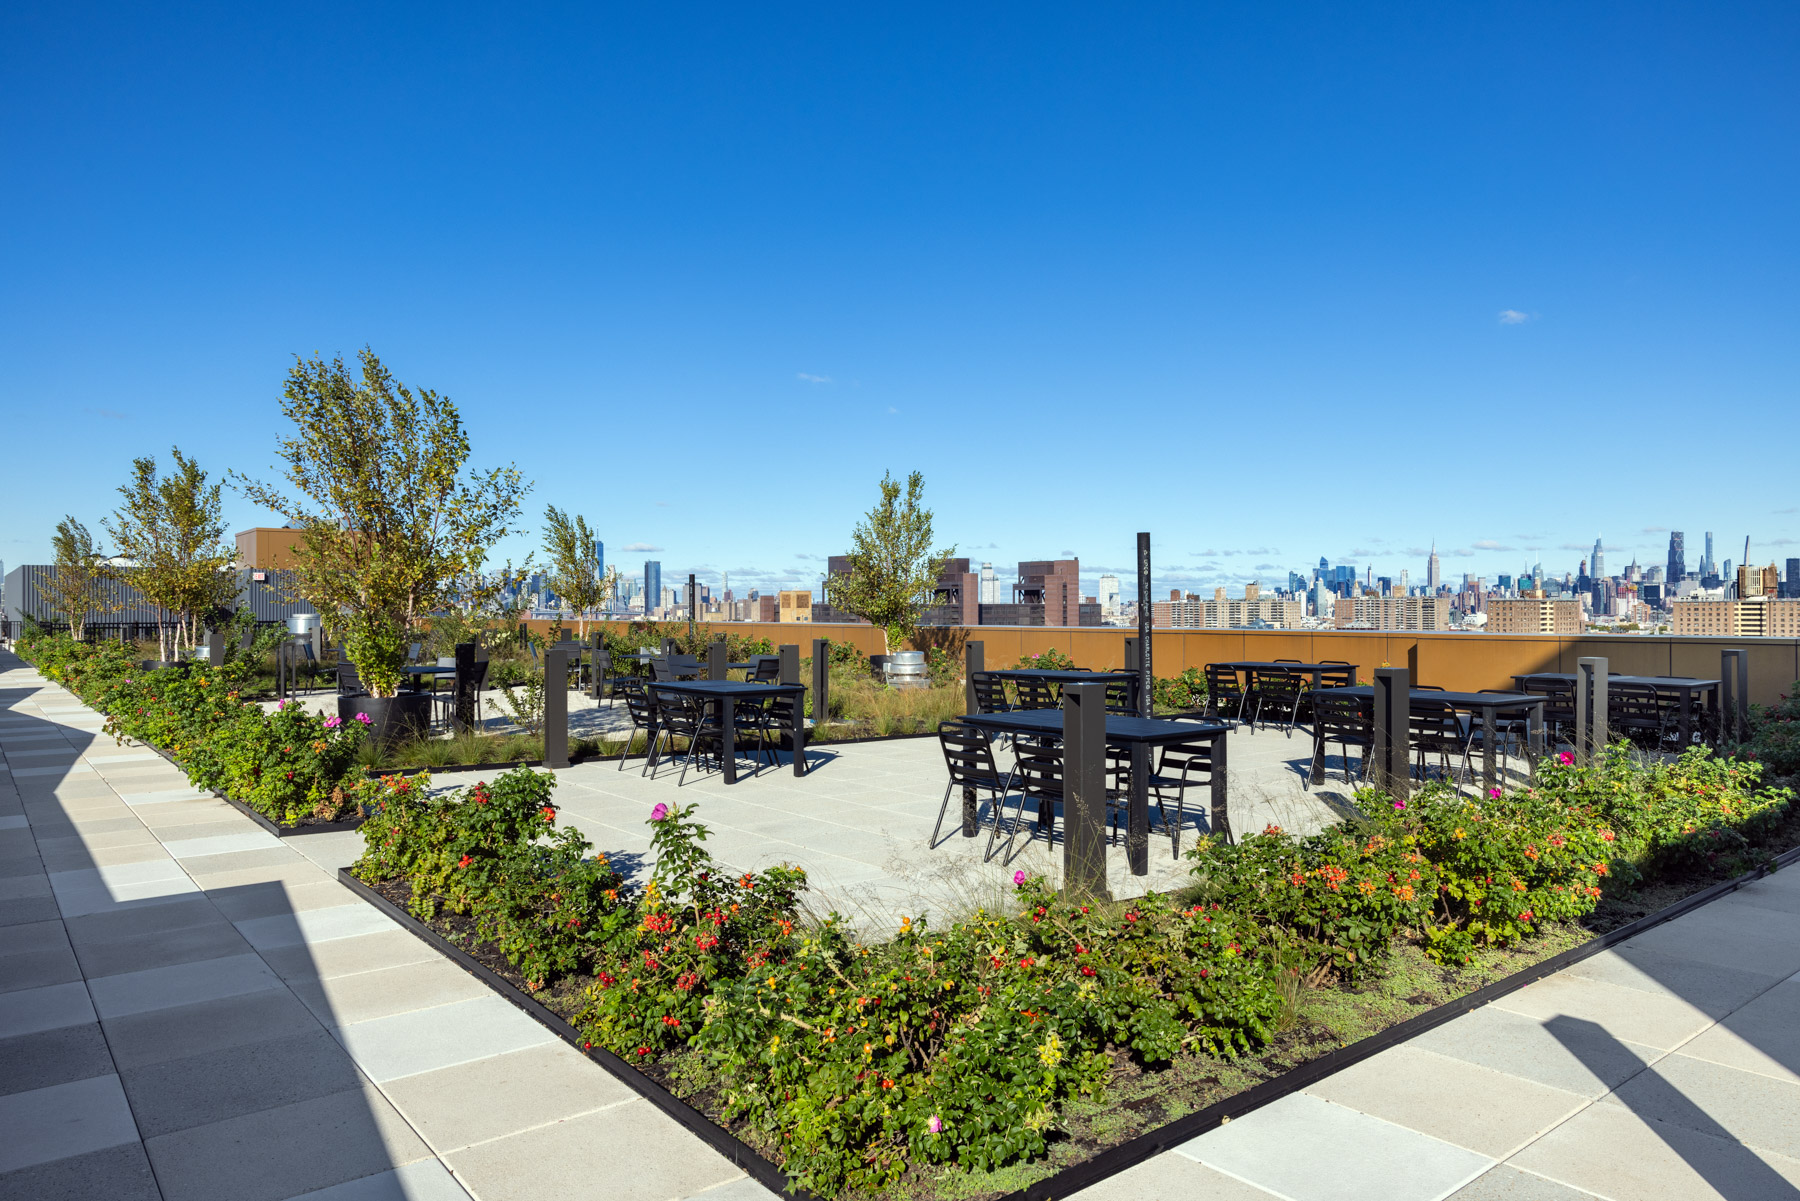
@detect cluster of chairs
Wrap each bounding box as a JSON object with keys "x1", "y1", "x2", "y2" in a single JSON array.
[
  {"x1": 1309, "y1": 684, "x2": 1539, "y2": 789},
  {"x1": 335, "y1": 643, "x2": 490, "y2": 731},
  {"x1": 609, "y1": 656, "x2": 791, "y2": 785},
  {"x1": 933, "y1": 719, "x2": 1217, "y2": 865},
  {"x1": 1513, "y1": 676, "x2": 1701, "y2": 752},
  {"x1": 968, "y1": 670, "x2": 1137, "y2": 717},
  {"x1": 1201, "y1": 661, "x2": 1356, "y2": 735}
]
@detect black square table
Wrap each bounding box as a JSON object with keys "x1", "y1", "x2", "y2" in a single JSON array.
[
  {"x1": 647, "y1": 680, "x2": 807, "y2": 783},
  {"x1": 958, "y1": 708, "x2": 1230, "y2": 875},
  {"x1": 1306, "y1": 686, "x2": 1545, "y2": 791},
  {"x1": 1511, "y1": 673, "x2": 1720, "y2": 746}
]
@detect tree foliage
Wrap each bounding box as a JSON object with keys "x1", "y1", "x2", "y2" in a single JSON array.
[
  {"x1": 104, "y1": 449, "x2": 238, "y2": 661},
  {"x1": 234, "y1": 348, "x2": 531, "y2": 697},
  {"x1": 541, "y1": 505, "x2": 610, "y2": 636},
  {"x1": 44, "y1": 517, "x2": 116, "y2": 641},
  {"x1": 824, "y1": 470, "x2": 954, "y2": 652}
]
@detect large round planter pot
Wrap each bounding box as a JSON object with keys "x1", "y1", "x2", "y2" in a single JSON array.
[
  {"x1": 883, "y1": 650, "x2": 929, "y2": 690},
  {"x1": 339, "y1": 692, "x2": 432, "y2": 748}
]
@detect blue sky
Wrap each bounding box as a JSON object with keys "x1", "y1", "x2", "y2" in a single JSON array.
[{"x1": 4, "y1": 2, "x2": 1796, "y2": 599}]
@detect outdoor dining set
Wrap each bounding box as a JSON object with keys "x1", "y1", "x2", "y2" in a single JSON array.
[{"x1": 600, "y1": 648, "x2": 807, "y2": 786}]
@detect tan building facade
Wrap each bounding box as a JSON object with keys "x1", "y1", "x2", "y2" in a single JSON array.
[
  {"x1": 1672, "y1": 597, "x2": 1800, "y2": 637},
  {"x1": 777, "y1": 590, "x2": 813, "y2": 622},
  {"x1": 1333, "y1": 594, "x2": 1452, "y2": 631},
  {"x1": 1487, "y1": 597, "x2": 1582, "y2": 635},
  {"x1": 1154, "y1": 590, "x2": 1303, "y2": 630}
]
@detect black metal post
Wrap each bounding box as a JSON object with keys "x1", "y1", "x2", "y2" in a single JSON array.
[
  {"x1": 687, "y1": 573, "x2": 697, "y2": 644},
  {"x1": 708, "y1": 637, "x2": 728, "y2": 681},
  {"x1": 453, "y1": 642, "x2": 477, "y2": 734},
  {"x1": 543, "y1": 643, "x2": 570, "y2": 769},
  {"x1": 964, "y1": 640, "x2": 984, "y2": 716},
  {"x1": 1576, "y1": 656, "x2": 1607, "y2": 764},
  {"x1": 1135, "y1": 533, "x2": 1152, "y2": 718},
  {"x1": 1722, "y1": 649, "x2": 1748, "y2": 742},
  {"x1": 1373, "y1": 667, "x2": 1411, "y2": 798},
  {"x1": 1062, "y1": 682, "x2": 1111, "y2": 901},
  {"x1": 590, "y1": 633, "x2": 607, "y2": 703},
  {"x1": 812, "y1": 639, "x2": 830, "y2": 729},
  {"x1": 779, "y1": 644, "x2": 806, "y2": 776},
  {"x1": 1209, "y1": 732, "x2": 1231, "y2": 843},
  {"x1": 778, "y1": 644, "x2": 799, "y2": 684},
  {"x1": 205, "y1": 626, "x2": 225, "y2": 668}
]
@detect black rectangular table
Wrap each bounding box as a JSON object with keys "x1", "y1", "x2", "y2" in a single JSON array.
[
  {"x1": 958, "y1": 708, "x2": 1230, "y2": 875},
  {"x1": 647, "y1": 680, "x2": 807, "y2": 783},
  {"x1": 1307, "y1": 686, "x2": 1545, "y2": 791},
  {"x1": 1216, "y1": 661, "x2": 1356, "y2": 686},
  {"x1": 1511, "y1": 673, "x2": 1720, "y2": 745}
]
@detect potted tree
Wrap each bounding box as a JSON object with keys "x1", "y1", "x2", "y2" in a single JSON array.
[
  {"x1": 236, "y1": 348, "x2": 531, "y2": 746},
  {"x1": 823, "y1": 470, "x2": 953, "y2": 686}
]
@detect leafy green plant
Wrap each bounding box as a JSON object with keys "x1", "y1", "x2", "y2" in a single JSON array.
[
  {"x1": 824, "y1": 471, "x2": 955, "y2": 653},
  {"x1": 485, "y1": 671, "x2": 547, "y2": 736}
]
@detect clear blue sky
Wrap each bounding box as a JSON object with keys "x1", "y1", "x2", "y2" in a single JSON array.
[{"x1": 4, "y1": 2, "x2": 1796, "y2": 599}]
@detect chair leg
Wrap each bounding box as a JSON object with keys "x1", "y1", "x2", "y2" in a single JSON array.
[
  {"x1": 931, "y1": 780, "x2": 955, "y2": 846},
  {"x1": 986, "y1": 785, "x2": 1029, "y2": 863}
]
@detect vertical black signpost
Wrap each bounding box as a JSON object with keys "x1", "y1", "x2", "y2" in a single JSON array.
[
  {"x1": 590, "y1": 633, "x2": 607, "y2": 703},
  {"x1": 964, "y1": 640, "x2": 984, "y2": 717},
  {"x1": 1062, "y1": 682, "x2": 1111, "y2": 900},
  {"x1": 779, "y1": 645, "x2": 805, "y2": 776},
  {"x1": 811, "y1": 638, "x2": 830, "y2": 733},
  {"x1": 1128, "y1": 532, "x2": 1153, "y2": 875},
  {"x1": 453, "y1": 642, "x2": 477, "y2": 734},
  {"x1": 543, "y1": 642, "x2": 570, "y2": 769},
  {"x1": 1373, "y1": 667, "x2": 1411, "y2": 797},
  {"x1": 206, "y1": 626, "x2": 225, "y2": 669},
  {"x1": 687, "y1": 574, "x2": 697, "y2": 646},
  {"x1": 708, "y1": 636, "x2": 728, "y2": 681}
]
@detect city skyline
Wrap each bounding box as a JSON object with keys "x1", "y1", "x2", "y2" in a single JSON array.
[{"x1": 4, "y1": 5, "x2": 1796, "y2": 596}]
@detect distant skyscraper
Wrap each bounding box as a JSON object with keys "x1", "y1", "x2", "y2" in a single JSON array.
[
  {"x1": 1701, "y1": 532, "x2": 1715, "y2": 577},
  {"x1": 644, "y1": 560, "x2": 662, "y2": 612},
  {"x1": 1427, "y1": 543, "x2": 1442, "y2": 592},
  {"x1": 1786, "y1": 558, "x2": 1800, "y2": 599},
  {"x1": 1399, "y1": 568, "x2": 1409, "y2": 593},
  {"x1": 1097, "y1": 573, "x2": 1120, "y2": 615},
  {"x1": 979, "y1": 562, "x2": 999, "y2": 604},
  {"x1": 1591, "y1": 537, "x2": 1604, "y2": 579},
  {"x1": 1667, "y1": 532, "x2": 1685, "y2": 582}
]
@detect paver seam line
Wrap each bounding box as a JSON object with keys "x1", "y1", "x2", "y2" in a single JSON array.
[
  {"x1": 400, "y1": 1092, "x2": 644, "y2": 1156},
  {"x1": 1164, "y1": 1155, "x2": 1301, "y2": 1201}
]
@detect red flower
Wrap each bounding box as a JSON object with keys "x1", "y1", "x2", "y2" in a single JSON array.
[
  {"x1": 540, "y1": 806, "x2": 556, "y2": 824},
  {"x1": 457, "y1": 854, "x2": 473, "y2": 868}
]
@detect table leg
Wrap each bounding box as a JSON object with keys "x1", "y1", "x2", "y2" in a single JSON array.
[
  {"x1": 1482, "y1": 708, "x2": 1497, "y2": 793},
  {"x1": 1210, "y1": 733, "x2": 1231, "y2": 844},
  {"x1": 1679, "y1": 690, "x2": 1693, "y2": 746},
  {"x1": 791, "y1": 692, "x2": 806, "y2": 777},
  {"x1": 1528, "y1": 705, "x2": 1544, "y2": 782},
  {"x1": 1128, "y1": 743, "x2": 1149, "y2": 876},
  {"x1": 1309, "y1": 725, "x2": 1325, "y2": 787},
  {"x1": 721, "y1": 697, "x2": 736, "y2": 785},
  {"x1": 962, "y1": 784, "x2": 977, "y2": 836}
]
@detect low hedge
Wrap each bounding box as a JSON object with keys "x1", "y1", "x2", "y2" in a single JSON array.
[
  {"x1": 351, "y1": 744, "x2": 1791, "y2": 1196},
  {"x1": 17, "y1": 628, "x2": 369, "y2": 825}
]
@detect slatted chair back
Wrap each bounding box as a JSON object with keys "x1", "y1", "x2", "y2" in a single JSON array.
[
  {"x1": 938, "y1": 722, "x2": 1002, "y2": 789},
  {"x1": 337, "y1": 661, "x2": 363, "y2": 696},
  {"x1": 1319, "y1": 661, "x2": 1357, "y2": 688},
  {"x1": 1016, "y1": 677, "x2": 1058, "y2": 710},
  {"x1": 970, "y1": 672, "x2": 1012, "y2": 714},
  {"x1": 750, "y1": 657, "x2": 782, "y2": 683},
  {"x1": 1205, "y1": 664, "x2": 1245, "y2": 716},
  {"x1": 1610, "y1": 683, "x2": 1667, "y2": 745},
  {"x1": 1313, "y1": 690, "x2": 1373, "y2": 748},
  {"x1": 1407, "y1": 698, "x2": 1463, "y2": 756},
  {"x1": 1104, "y1": 677, "x2": 1137, "y2": 715},
  {"x1": 1011, "y1": 735, "x2": 1065, "y2": 805}
]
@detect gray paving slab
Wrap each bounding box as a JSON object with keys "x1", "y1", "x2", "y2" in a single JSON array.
[
  {"x1": 1489, "y1": 970, "x2": 1717, "y2": 1050},
  {"x1": 0, "y1": 1139, "x2": 162, "y2": 1201},
  {"x1": 87, "y1": 950, "x2": 286, "y2": 1019},
  {"x1": 379, "y1": 1040, "x2": 638, "y2": 1152},
  {"x1": 1174, "y1": 1092, "x2": 1494, "y2": 1201},
  {"x1": 0, "y1": 979, "x2": 97, "y2": 1038},
  {"x1": 144, "y1": 1082, "x2": 436, "y2": 1201},
  {"x1": 1446, "y1": 1164, "x2": 1606, "y2": 1200},
  {"x1": 1066, "y1": 1152, "x2": 1284, "y2": 1199},
  {"x1": 121, "y1": 1027, "x2": 366, "y2": 1138},
  {"x1": 1677, "y1": 975, "x2": 1800, "y2": 1085},
  {"x1": 0, "y1": 1073, "x2": 142, "y2": 1173},
  {"x1": 286, "y1": 956, "x2": 492, "y2": 1027},
  {"x1": 443, "y1": 1099, "x2": 746, "y2": 1201},
  {"x1": 235, "y1": 901, "x2": 399, "y2": 950},
  {"x1": 1601, "y1": 1051, "x2": 1800, "y2": 1161},
  {"x1": 103, "y1": 987, "x2": 326, "y2": 1071},
  {"x1": 332, "y1": 994, "x2": 559, "y2": 1082},
  {"x1": 278, "y1": 1158, "x2": 473, "y2": 1201},
  {"x1": 0, "y1": 1022, "x2": 117, "y2": 1097}
]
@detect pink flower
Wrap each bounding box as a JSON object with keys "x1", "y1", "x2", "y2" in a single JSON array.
[
  {"x1": 650, "y1": 803, "x2": 670, "y2": 822},
  {"x1": 1013, "y1": 870, "x2": 1027, "y2": 886},
  {"x1": 354, "y1": 712, "x2": 373, "y2": 725},
  {"x1": 324, "y1": 716, "x2": 342, "y2": 729},
  {"x1": 1557, "y1": 751, "x2": 1574, "y2": 765},
  {"x1": 276, "y1": 699, "x2": 287, "y2": 710},
  {"x1": 1393, "y1": 799, "x2": 1406, "y2": 810},
  {"x1": 927, "y1": 1115, "x2": 943, "y2": 1134},
  {"x1": 1488, "y1": 787, "x2": 1502, "y2": 798}
]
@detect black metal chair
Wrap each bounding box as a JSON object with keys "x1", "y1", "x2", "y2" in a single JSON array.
[
  {"x1": 1142, "y1": 738, "x2": 1221, "y2": 857},
  {"x1": 431, "y1": 658, "x2": 488, "y2": 730},
  {"x1": 752, "y1": 692, "x2": 807, "y2": 771},
  {"x1": 748, "y1": 657, "x2": 782, "y2": 684},
  {"x1": 1475, "y1": 688, "x2": 1533, "y2": 769},
  {"x1": 618, "y1": 680, "x2": 661, "y2": 774},
  {"x1": 651, "y1": 687, "x2": 725, "y2": 784},
  {"x1": 1016, "y1": 677, "x2": 1058, "y2": 711},
  {"x1": 1611, "y1": 683, "x2": 1670, "y2": 750},
  {"x1": 1310, "y1": 690, "x2": 1373, "y2": 787},
  {"x1": 1205, "y1": 664, "x2": 1245, "y2": 722},
  {"x1": 1409, "y1": 698, "x2": 1472, "y2": 784},
  {"x1": 933, "y1": 722, "x2": 1012, "y2": 850},
  {"x1": 970, "y1": 672, "x2": 1013, "y2": 715},
  {"x1": 1319, "y1": 660, "x2": 1357, "y2": 688},
  {"x1": 1247, "y1": 669, "x2": 1303, "y2": 735},
  {"x1": 1104, "y1": 676, "x2": 1137, "y2": 715},
  {"x1": 995, "y1": 734, "x2": 1066, "y2": 862},
  {"x1": 337, "y1": 661, "x2": 363, "y2": 696}
]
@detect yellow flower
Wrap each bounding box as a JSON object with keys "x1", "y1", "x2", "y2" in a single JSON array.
[
  {"x1": 1038, "y1": 1032, "x2": 1064, "y2": 1066},
  {"x1": 885, "y1": 1033, "x2": 895, "y2": 1046},
  {"x1": 769, "y1": 1035, "x2": 780, "y2": 1052}
]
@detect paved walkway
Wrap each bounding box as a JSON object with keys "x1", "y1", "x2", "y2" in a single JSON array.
[
  {"x1": 0, "y1": 651, "x2": 773, "y2": 1201},
  {"x1": 8, "y1": 648, "x2": 1798, "y2": 1200}
]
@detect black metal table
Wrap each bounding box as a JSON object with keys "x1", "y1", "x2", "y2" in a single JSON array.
[
  {"x1": 958, "y1": 708, "x2": 1230, "y2": 875},
  {"x1": 647, "y1": 680, "x2": 807, "y2": 783},
  {"x1": 1511, "y1": 673, "x2": 1720, "y2": 745},
  {"x1": 986, "y1": 669, "x2": 1138, "y2": 709},
  {"x1": 1307, "y1": 686, "x2": 1545, "y2": 791},
  {"x1": 1216, "y1": 660, "x2": 1356, "y2": 687}
]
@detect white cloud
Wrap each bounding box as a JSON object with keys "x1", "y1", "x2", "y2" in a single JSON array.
[
  {"x1": 1472, "y1": 540, "x2": 1515, "y2": 551},
  {"x1": 797, "y1": 373, "x2": 833, "y2": 384},
  {"x1": 1498, "y1": 309, "x2": 1535, "y2": 325},
  {"x1": 621, "y1": 542, "x2": 663, "y2": 553},
  {"x1": 886, "y1": 406, "x2": 898, "y2": 414}
]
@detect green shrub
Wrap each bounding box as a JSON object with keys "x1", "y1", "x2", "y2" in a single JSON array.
[{"x1": 1743, "y1": 683, "x2": 1800, "y2": 777}]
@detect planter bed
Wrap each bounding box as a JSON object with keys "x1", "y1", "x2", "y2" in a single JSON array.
[
  {"x1": 140, "y1": 741, "x2": 367, "y2": 837},
  {"x1": 340, "y1": 839, "x2": 1800, "y2": 1201}
]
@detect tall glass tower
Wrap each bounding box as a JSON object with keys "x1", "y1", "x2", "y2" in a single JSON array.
[
  {"x1": 1667, "y1": 532, "x2": 1685, "y2": 582},
  {"x1": 1591, "y1": 536, "x2": 1604, "y2": 579},
  {"x1": 644, "y1": 560, "x2": 662, "y2": 611}
]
